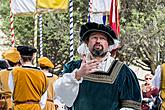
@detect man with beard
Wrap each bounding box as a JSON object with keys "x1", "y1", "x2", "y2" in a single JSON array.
[{"x1": 54, "y1": 22, "x2": 141, "y2": 110}]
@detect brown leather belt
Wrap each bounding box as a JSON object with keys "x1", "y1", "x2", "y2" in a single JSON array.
[
  {"x1": 14, "y1": 101, "x2": 39, "y2": 105},
  {"x1": 47, "y1": 99, "x2": 53, "y2": 102}
]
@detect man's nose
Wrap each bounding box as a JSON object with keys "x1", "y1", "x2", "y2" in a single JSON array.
[{"x1": 96, "y1": 38, "x2": 101, "y2": 42}]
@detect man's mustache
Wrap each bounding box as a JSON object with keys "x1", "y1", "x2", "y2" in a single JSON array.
[{"x1": 93, "y1": 43, "x2": 103, "y2": 48}]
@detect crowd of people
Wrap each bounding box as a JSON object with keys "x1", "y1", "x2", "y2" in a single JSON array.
[{"x1": 0, "y1": 22, "x2": 163, "y2": 110}]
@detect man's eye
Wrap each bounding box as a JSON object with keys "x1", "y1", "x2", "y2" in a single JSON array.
[
  {"x1": 101, "y1": 37, "x2": 106, "y2": 40},
  {"x1": 91, "y1": 37, "x2": 97, "y2": 39}
]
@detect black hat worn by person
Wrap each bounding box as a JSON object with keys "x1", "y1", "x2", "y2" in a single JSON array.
[
  {"x1": 17, "y1": 46, "x2": 37, "y2": 57},
  {"x1": 80, "y1": 22, "x2": 117, "y2": 45}
]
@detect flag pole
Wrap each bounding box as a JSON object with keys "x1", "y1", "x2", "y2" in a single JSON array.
[
  {"x1": 69, "y1": 0, "x2": 74, "y2": 61},
  {"x1": 39, "y1": 14, "x2": 43, "y2": 57},
  {"x1": 33, "y1": 12, "x2": 38, "y2": 66},
  {"x1": 10, "y1": 0, "x2": 15, "y2": 47}
]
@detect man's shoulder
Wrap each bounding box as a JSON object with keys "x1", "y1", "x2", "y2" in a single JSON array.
[
  {"x1": 114, "y1": 61, "x2": 137, "y2": 77},
  {"x1": 0, "y1": 69, "x2": 9, "y2": 75},
  {"x1": 52, "y1": 74, "x2": 58, "y2": 79},
  {"x1": 17, "y1": 66, "x2": 40, "y2": 70},
  {"x1": 111, "y1": 60, "x2": 125, "y2": 71},
  {"x1": 0, "y1": 69, "x2": 7, "y2": 73},
  {"x1": 66, "y1": 60, "x2": 82, "y2": 65},
  {"x1": 65, "y1": 60, "x2": 82, "y2": 68},
  {"x1": 0, "y1": 69, "x2": 11, "y2": 74},
  {"x1": 63, "y1": 60, "x2": 82, "y2": 73},
  {"x1": 13, "y1": 66, "x2": 42, "y2": 73},
  {"x1": 161, "y1": 64, "x2": 165, "y2": 69}
]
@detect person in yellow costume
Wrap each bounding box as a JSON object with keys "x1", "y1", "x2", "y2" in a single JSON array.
[
  {"x1": 8, "y1": 46, "x2": 48, "y2": 110},
  {"x1": 38, "y1": 57, "x2": 59, "y2": 110},
  {"x1": 0, "y1": 48, "x2": 21, "y2": 110},
  {"x1": 152, "y1": 64, "x2": 165, "y2": 109}
]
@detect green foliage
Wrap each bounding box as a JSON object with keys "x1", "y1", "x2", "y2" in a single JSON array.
[
  {"x1": 14, "y1": 16, "x2": 34, "y2": 46},
  {"x1": 0, "y1": 0, "x2": 10, "y2": 44},
  {"x1": 119, "y1": 0, "x2": 165, "y2": 73}
]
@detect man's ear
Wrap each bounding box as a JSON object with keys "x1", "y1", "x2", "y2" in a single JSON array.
[
  {"x1": 20, "y1": 58, "x2": 24, "y2": 65},
  {"x1": 85, "y1": 40, "x2": 89, "y2": 46},
  {"x1": 32, "y1": 53, "x2": 36, "y2": 60}
]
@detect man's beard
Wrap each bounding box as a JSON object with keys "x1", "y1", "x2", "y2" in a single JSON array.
[{"x1": 92, "y1": 44, "x2": 107, "y2": 57}]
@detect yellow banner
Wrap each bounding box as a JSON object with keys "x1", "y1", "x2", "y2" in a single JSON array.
[{"x1": 37, "y1": 0, "x2": 68, "y2": 10}]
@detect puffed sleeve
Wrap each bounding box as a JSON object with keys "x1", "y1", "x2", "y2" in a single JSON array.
[
  {"x1": 152, "y1": 65, "x2": 161, "y2": 89},
  {"x1": 118, "y1": 64, "x2": 142, "y2": 110},
  {"x1": 54, "y1": 60, "x2": 83, "y2": 107}
]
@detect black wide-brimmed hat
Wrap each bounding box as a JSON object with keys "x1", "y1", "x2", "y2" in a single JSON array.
[
  {"x1": 17, "y1": 46, "x2": 37, "y2": 56},
  {"x1": 80, "y1": 22, "x2": 117, "y2": 45}
]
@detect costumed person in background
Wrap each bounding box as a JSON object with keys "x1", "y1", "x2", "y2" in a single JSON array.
[
  {"x1": 152, "y1": 64, "x2": 165, "y2": 109},
  {"x1": 8, "y1": 46, "x2": 48, "y2": 110},
  {"x1": 54, "y1": 22, "x2": 141, "y2": 110},
  {"x1": 0, "y1": 48, "x2": 21, "y2": 110},
  {"x1": 38, "y1": 57, "x2": 59, "y2": 110},
  {"x1": 141, "y1": 73, "x2": 159, "y2": 110}
]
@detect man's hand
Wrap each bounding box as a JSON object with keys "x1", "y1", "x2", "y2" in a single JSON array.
[{"x1": 75, "y1": 57, "x2": 100, "y2": 80}]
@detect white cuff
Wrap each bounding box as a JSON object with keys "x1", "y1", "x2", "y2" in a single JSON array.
[{"x1": 71, "y1": 69, "x2": 83, "y2": 84}]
